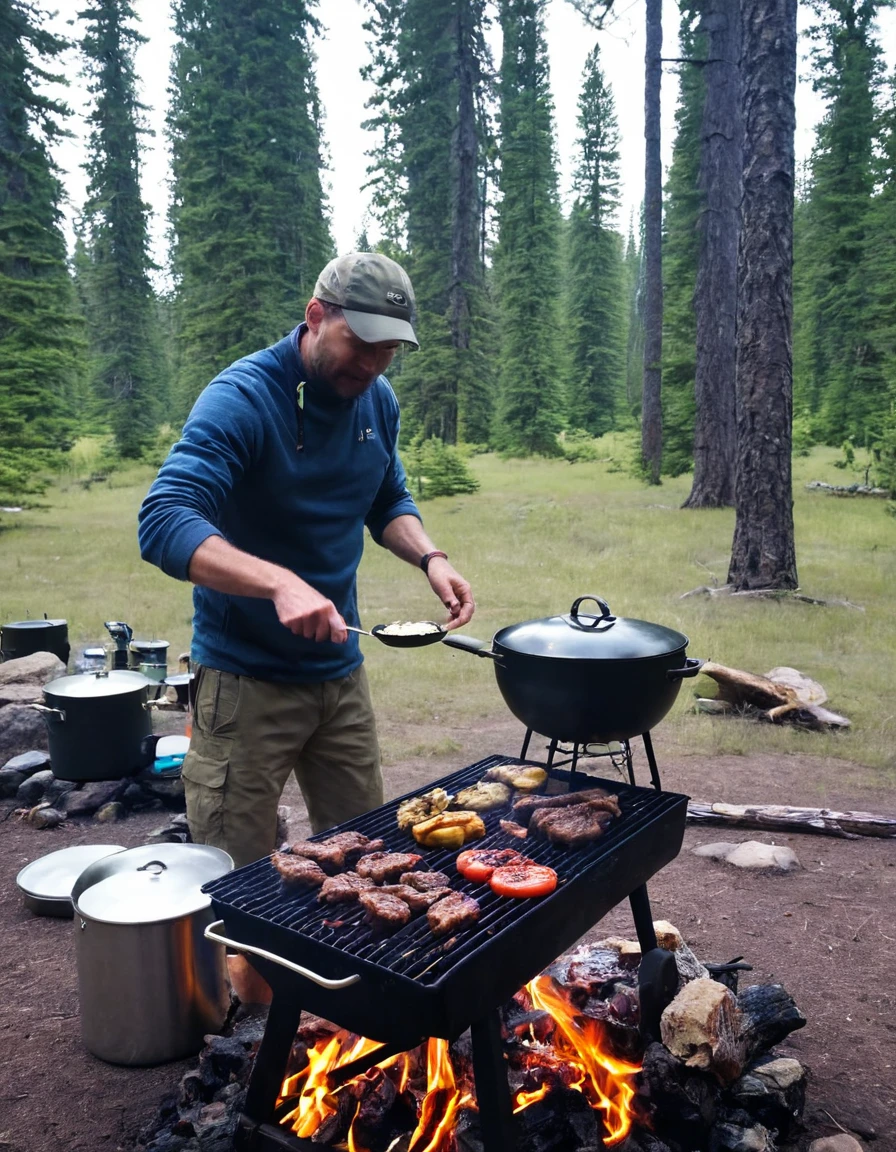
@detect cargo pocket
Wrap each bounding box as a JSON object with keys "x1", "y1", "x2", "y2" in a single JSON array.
[
  {"x1": 181, "y1": 735, "x2": 231, "y2": 847},
  {"x1": 193, "y1": 667, "x2": 243, "y2": 738}
]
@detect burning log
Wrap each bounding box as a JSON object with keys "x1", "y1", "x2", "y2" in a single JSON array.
[
  {"x1": 686, "y1": 801, "x2": 896, "y2": 839},
  {"x1": 737, "y1": 984, "x2": 806, "y2": 1064},
  {"x1": 659, "y1": 978, "x2": 745, "y2": 1085}
]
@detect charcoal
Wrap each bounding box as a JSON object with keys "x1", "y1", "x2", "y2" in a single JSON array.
[
  {"x1": 515, "y1": 1085, "x2": 600, "y2": 1151},
  {"x1": 725, "y1": 1054, "x2": 806, "y2": 1139},
  {"x1": 709, "y1": 1118, "x2": 775, "y2": 1152},
  {"x1": 737, "y1": 984, "x2": 806, "y2": 1062},
  {"x1": 637, "y1": 1041, "x2": 717, "y2": 1150}
]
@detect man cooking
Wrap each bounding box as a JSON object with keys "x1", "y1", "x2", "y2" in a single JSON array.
[{"x1": 138, "y1": 251, "x2": 475, "y2": 870}]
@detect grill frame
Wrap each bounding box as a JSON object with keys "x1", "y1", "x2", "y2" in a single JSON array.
[{"x1": 204, "y1": 756, "x2": 687, "y2": 1048}]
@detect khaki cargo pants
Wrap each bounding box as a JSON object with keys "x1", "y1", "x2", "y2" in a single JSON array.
[{"x1": 181, "y1": 664, "x2": 383, "y2": 868}]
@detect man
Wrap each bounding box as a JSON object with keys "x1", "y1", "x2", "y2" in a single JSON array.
[{"x1": 139, "y1": 252, "x2": 475, "y2": 869}]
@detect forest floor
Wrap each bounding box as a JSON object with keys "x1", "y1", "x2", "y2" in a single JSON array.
[{"x1": 1, "y1": 711, "x2": 894, "y2": 1152}]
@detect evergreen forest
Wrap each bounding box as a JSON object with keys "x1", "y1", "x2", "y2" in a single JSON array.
[{"x1": 2, "y1": 0, "x2": 895, "y2": 511}]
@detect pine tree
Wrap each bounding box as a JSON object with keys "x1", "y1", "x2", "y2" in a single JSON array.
[
  {"x1": 79, "y1": 0, "x2": 162, "y2": 458},
  {"x1": 492, "y1": 0, "x2": 564, "y2": 456},
  {"x1": 168, "y1": 0, "x2": 333, "y2": 411},
  {"x1": 641, "y1": 0, "x2": 664, "y2": 483},
  {"x1": 623, "y1": 215, "x2": 644, "y2": 420},
  {"x1": 0, "y1": 0, "x2": 83, "y2": 503},
  {"x1": 565, "y1": 44, "x2": 625, "y2": 437},
  {"x1": 362, "y1": 0, "x2": 494, "y2": 445}
]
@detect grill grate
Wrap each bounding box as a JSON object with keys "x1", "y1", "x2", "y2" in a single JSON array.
[{"x1": 204, "y1": 754, "x2": 683, "y2": 986}]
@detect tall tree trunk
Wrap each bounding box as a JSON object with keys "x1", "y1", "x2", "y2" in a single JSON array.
[
  {"x1": 641, "y1": 0, "x2": 663, "y2": 484},
  {"x1": 684, "y1": 0, "x2": 741, "y2": 508},
  {"x1": 727, "y1": 0, "x2": 798, "y2": 590}
]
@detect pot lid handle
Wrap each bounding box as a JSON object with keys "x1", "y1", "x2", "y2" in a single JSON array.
[
  {"x1": 136, "y1": 860, "x2": 168, "y2": 877},
  {"x1": 569, "y1": 595, "x2": 617, "y2": 630}
]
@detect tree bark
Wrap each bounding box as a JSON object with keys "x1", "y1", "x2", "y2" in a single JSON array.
[
  {"x1": 684, "y1": 0, "x2": 741, "y2": 509},
  {"x1": 641, "y1": 0, "x2": 663, "y2": 485},
  {"x1": 727, "y1": 0, "x2": 798, "y2": 589}
]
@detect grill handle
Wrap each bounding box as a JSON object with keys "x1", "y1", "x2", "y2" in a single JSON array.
[{"x1": 204, "y1": 920, "x2": 361, "y2": 989}]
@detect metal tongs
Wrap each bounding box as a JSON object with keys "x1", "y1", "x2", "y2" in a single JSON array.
[{"x1": 345, "y1": 622, "x2": 446, "y2": 649}]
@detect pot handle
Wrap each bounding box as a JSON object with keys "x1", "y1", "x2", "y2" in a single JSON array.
[
  {"x1": 28, "y1": 703, "x2": 65, "y2": 721},
  {"x1": 144, "y1": 698, "x2": 180, "y2": 711},
  {"x1": 440, "y1": 634, "x2": 499, "y2": 660},
  {"x1": 204, "y1": 920, "x2": 360, "y2": 989},
  {"x1": 666, "y1": 657, "x2": 705, "y2": 681},
  {"x1": 569, "y1": 596, "x2": 616, "y2": 628}
]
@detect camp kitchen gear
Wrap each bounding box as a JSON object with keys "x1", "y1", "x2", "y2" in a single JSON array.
[
  {"x1": 151, "y1": 734, "x2": 190, "y2": 777},
  {"x1": 104, "y1": 620, "x2": 133, "y2": 670},
  {"x1": 15, "y1": 844, "x2": 126, "y2": 918},
  {"x1": 441, "y1": 595, "x2": 703, "y2": 744},
  {"x1": 0, "y1": 617, "x2": 70, "y2": 665},
  {"x1": 128, "y1": 638, "x2": 169, "y2": 672},
  {"x1": 72, "y1": 843, "x2": 233, "y2": 1066},
  {"x1": 203, "y1": 753, "x2": 687, "y2": 1151},
  {"x1": 345, "y1": 621, "x2": 446, "y2": 648},
  {"x1": 163, "y1": 671, "x2": 194, "y2": 706},
  {"x1": 31, "y1": 669, "x2": 156, "y2": 782}
]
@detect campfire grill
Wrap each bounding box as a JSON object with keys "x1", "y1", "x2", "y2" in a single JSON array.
[{"x1": 204, "y1": 754, "x2": 687, "y2": 1151}]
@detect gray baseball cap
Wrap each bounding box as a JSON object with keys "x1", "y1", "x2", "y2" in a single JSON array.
[{"x1": 313, "y1": 252, "x2": 419, "y2": 349}]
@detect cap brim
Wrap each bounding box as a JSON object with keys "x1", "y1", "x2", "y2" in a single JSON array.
[{"x1": 342, "y1": 308, "x2": 419, "y2": 350}]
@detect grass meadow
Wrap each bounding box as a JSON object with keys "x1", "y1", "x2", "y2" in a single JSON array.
[{"x1": 1, "y1": 438, "x2": 894, "y2": 779}]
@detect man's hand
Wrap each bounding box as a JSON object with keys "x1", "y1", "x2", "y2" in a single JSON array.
[
  {"x1": 272, "y1": 577, "x2": 348, "y2": 643},
  {"x1": 425, "y1": 558, "x2": 475, "y2": 631}
]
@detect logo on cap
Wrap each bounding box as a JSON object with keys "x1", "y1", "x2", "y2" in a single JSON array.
[{"x1": 386, "y1": 290, "x2": 408, "y2": 307}]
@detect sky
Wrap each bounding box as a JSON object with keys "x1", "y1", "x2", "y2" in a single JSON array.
[{"x1": 44, "y1": 0, "x2": 896, "y2": 277}]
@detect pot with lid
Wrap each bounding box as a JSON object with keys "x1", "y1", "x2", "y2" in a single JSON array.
[
  {"x1": 31, "y1": 669, "x2": 155, "y2": 782},
  {"x1": 71, "y1": 843, "x2": 233, "y2": 1065},
  {"x1": 1, "y1": 617, "x2": 70, "y2": 665},
  {"x1": 441, "y1": 595, "x2": 704, "y2": 744}
]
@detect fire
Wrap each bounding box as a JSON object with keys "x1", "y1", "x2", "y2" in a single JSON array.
[
  {"x1": 278, "y1": 979, "x2": 640, "y2": 1149},
  {"x1": 526, "y1": 975, "x2": 641, "y2": 1145}
]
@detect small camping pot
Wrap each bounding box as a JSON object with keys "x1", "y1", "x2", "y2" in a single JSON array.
[
  {"x1": 71, "y1": 843, "x2": 233, "y2": 1065},
  {"x1": 128, "y1": 639, "x2": 169, "y2": 670},
  {"x1": 1, "y1": 618, "x2": 70, "y2": 665}
]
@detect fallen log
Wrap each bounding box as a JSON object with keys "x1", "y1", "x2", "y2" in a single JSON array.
[
  {"x1": 806, "y1": 480, "x2": 889, "y2": 497},
  {"x1": 687, "y1": 800, "x2": 896, "y2": 839}
]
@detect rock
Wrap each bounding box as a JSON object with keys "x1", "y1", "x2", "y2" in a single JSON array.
[
  {"x1": 96, "y1": 801, "x2": 127, "y2": 822},
  {"x1": 16, "y1": 769, "x2": 55, "y2": 806},
  {"x1": 713, "y1": 1120, "x2": 776, "y2": 1151},
  {"x1": 729, "y1": 1056, "x2": 807, "y2": 1138},
  {"x1": 653, "y1": 919, "x2": 710, "y2": 982},
  {"x1": 808, "y1": 1137, "x2": 866, "y2": 1152},
  {"x1": 27, "y1": 805, "x2": 66, "y2": 829},
  {"x1": 61, "y1": 779, "x2": 123, "y2": 816},
  {"x1": 140, "y1": 774, "x2": 186, "y2": 805},
  {"x1": 0, "y1": 651, "x2": 66, "y2": 686},
  {"x1": 660, "y1": 977, "x2": 745, "y2": 1084},
  {"x1": 0, "y1": 683, "x2": 45, "y2": 706},
  {"x1": 44, "y1": 777, "x2": 78, "y2": 806},
  {"x1": 0, "y1": 767, "x2": 26, "y2": 798},
  {"x1": 0, "y1": 704, "x2": 49, "y2": 762},
  {"x1": 3, "y1": 749, "x2": 51, "y2": 775},
  {"x1": 692, "y1": 840, "x2": 800, "y2": 872}
]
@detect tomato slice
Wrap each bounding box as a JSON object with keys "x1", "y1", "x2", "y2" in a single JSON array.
[
  {"x1": 456, "y1": 847, "x2": 525, "y2": 882},
  {"x1": 489, "y1": 863, "x2": 558, "y2": 899}
]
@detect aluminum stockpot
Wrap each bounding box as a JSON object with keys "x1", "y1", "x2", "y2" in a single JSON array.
[
  {"x1": 442, "y1": 594, "x2": 704, "y2": 743},
  {"x1": 1, "y1": 617, "x2": 70, "y2": 665},
  {"x1": 71, "y1": 843, "x2": 233, "y2": 1066}
]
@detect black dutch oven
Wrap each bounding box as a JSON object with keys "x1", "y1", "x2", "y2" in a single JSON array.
[
  {"x1": 31, "y1": 670, "x2": 157, "y2": 782},
  {"x1": 441, "y1": 595, "x2": 704, "y2": 744},
  {"x1": 1, "y1": 618, "x2": 70, "y2": 666}
]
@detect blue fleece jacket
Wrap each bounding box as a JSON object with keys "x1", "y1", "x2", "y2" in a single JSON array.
[{"x1": 137, "y1": 326, "x2": 421, "y2": 682}]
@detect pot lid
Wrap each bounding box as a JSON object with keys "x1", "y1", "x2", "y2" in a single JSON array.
[
  {"x1": 164, "y1": 672, "x2": 194, "y2": 686},
  {"x1": 129, "y1": 639, "x2": 169, "y2": 651},
  {"x1": 44, "y1": 669, "x2": 151, "y2": 698},
  {"x1": 16, "y1": 844, "x2": 126, "y2": 906},
  {"x1": 2, "y1": 618, "x2": 67, "y2": 630},
  {"x1": 495, "y1": 596, "x2": 689, "y2": 660},
  {"x1": 72, "y1": 843, "x2": 233, "y2": 925}
]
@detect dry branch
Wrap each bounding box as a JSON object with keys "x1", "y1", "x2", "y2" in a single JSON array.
[
  {"x1": 687, "y1": 800, "x2": 896, "y2": 839},
  {"x1": 679, "y1": 584, "x2": 864, "y2": 609}
]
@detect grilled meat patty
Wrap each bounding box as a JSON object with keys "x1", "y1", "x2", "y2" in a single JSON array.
[
  {"x1": 287, "y1": 831, "x2": 386, "y2": 873},
  {"x1": 317, "y1": 872, "x2": 376, "y2": 904},
  {"x1": 358, "y1": 889, "x2": 412, "y2": 932},
  {"x1": 399, "y1": 870, "x2": 452, "y2": 891},
  {"x1": 528, "y1": 801, "x2": 616, "y2": 848},
  {"x1": 512, "y1": 787, "x2": 621, "y2": 827},
  {"x1": 355, "y1": 851, "x2": 423, "y2": 883},
  {"x1": 379, "y1": 883, "x2": 454, "y2": 913},
  {"x1": 271, "y1": 851, "x2": 328, "y2": 888},
  {"x1": 427, "y1": 891, "x2": 481, "y2": 937}
]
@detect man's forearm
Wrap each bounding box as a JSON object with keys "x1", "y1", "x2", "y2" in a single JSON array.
[
  {"x1": 380, "y1": 514, "x2": 441, "y2": 567},
  {"x1": 187, "y1": 535, "x2": 298, "y2": 599}
]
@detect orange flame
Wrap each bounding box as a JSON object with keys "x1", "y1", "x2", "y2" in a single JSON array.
[{"x1": 526, "y1": 975, "x2": 641, "y2": 1145}]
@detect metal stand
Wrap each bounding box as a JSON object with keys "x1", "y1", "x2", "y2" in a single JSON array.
[{"x1": 520, "y1": 728, "x2": 663, "y2": 790}]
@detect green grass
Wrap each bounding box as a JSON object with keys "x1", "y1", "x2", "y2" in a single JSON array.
[{"x1": 2, "y1": 441, "x2": 893, "y2": 777}]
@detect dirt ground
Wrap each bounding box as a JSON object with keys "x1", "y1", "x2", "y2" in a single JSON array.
[{"x1": 1, "y1": 711, "x2": 893, "y2": 1152}]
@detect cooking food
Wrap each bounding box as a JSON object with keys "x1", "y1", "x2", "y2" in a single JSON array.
[
  {"x1": 287, "y1": 831, "x2": 386, "y2": 872},
  {"x1": 379, "y1": 883, "x2": 454, "y2": 912},
  {"x1": 499, "y1": 819, "x2": 528, "y2": 840},
  {"x1": 379, "y1": 620, "x2": 443, "y2": 637},
  {"x1": 397, "y1": 787, "x2": 453, "y2": 830},
  {"x1": 355, "y1": 851, "x2": 423, "y2": 883},
  {"x1": 271, "y1": 851, "x2": 328, "y2": 888},
  {"x1": 358, "y1": 889, "x2": 412, "y2": 933},
  {"x1": 483, "y1": 764, "x2": 548, "y2": 793},
  {"x1": 512, "y1": 787, "x2": 621, "y2": 826},
  {"x1": 456, "y1": 847, "x2": 527, "y2": 882},
  {"x1": 427, "y1": 891, "x2": 481, "y2": 937},
  {"x1": 399, "y1": 869, "x2": 452, "y2": 890},
  {"x1": 452, "y1": 780, "x2": 512, "y2": 812},
  {"x1": 489, "y1": 862, "x2": 558, "y2": 899},
  {"x1": 411, "y1": 810, "x2": 486, "y2": 850},
  {"x1": 317, "y1": 873, "x2": 376, "y2": 904},
  {"x1": 529, "y1": 802, "x2": 617, "y2": 848}
]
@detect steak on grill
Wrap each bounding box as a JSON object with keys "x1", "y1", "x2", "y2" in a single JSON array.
[
  {"x1": 399, "y1": 870, "x2": 451, "y2": 891},
  {"x1": 271, "y1": 852, "x2": 328, "y2": 888},
  {"x1": 287, "y1": 831, "x2": 386, "y2": 873},
  {"x1": 427, "y1": 891, "x2": 481, "y2": 937},
  {"x1": 318, "y1": 872, "x2": 376, "y2": 904},
  {"x1": 512, "y1": 787, "x2": 621, "y2": 826},
  {"x1": 358, "y1": 889, "x2": 413, "y2": 932},
  {"x1": 528, "y1": 801, "x2": 617, "y2": 848},
  {"x1": 379, "y1": 883, "x2": 454, "y2": 913},
  {"x1": 355, "y1": 852, "x2": 423, "y2": 883}
]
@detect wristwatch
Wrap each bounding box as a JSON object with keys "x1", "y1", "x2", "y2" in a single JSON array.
[{"x1": 420, "y1": 550, "x2": 448, "y2": 574}]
